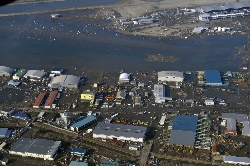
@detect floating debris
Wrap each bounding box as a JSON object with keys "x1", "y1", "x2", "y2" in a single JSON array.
[{"x1": 144, "y1": 54, "x2": 179, "y2": 62}]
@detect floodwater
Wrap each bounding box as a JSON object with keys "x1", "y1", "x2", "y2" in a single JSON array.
[{"x1": 0, "y1": 1, "x2": 247, "y2": 73}]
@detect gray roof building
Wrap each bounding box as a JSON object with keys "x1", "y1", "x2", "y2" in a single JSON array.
[
  {"x1": 223, "y1": 155, "x2": 250, "y2": 165},
  {"x1": 0, "y1": 66, "x2": 14, "y2": 76},
  {"x1": 227, "y1": 118, "x2": 236, "y2": 131},
  {"x1": 48, "y1": 75, "x2": 80, "y2": 89},
  {"x1": 243, "y1": 121, "x2": 250, "y2": 136},
  {"x1": 0, "y1": 128, "x2": 11, "y2": 138},
  {"x1": 219, "y1": 113, "x2": 248, "y2": 122},
  {"x1": 70, "y1": 116, "x2": 97, "y2": 132},
  {"x1": 199, "y1": 2, "x2": 250, "y2": 13},
  {"x1": 169, "y1": 130, "x2": 196, "y2": 146},
  {"x1": 158, "y1": 71, "x2": 184, "y2": 83},
  {"x1": 9, "y1": 137, "x2": 61, "y2": 160},
  {"x1": 23, "y1": 70, "x2": 46, "y2": 81},
  {"x1": 69, "y1": 161, "x2": 88, "y2": 166}
]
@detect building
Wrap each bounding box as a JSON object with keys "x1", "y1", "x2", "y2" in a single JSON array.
[
  {"x1": 225, "y1": 118, "x2": 237, "y2": 135},
  {"x1": 23, "y1": 70, "x2": 46, "y2": 81},
  {"x1": 69, "y1": 161, "x2": 88, "y2": 166},
  {"x1": 212, "y1": 143, "x2": 220, "y2": 155},
  {"x1": 0, "y1": 128, "x2": 11, "y2": 138},
  {"x1": 0, "y1": 109, "x2": 15, "y2": 116},
  {"x1": 135, "y1": 96, "x2": 142, "y2": 106},
  {"x1": 242, "y1": 121, "x2": 250, "y2": 136},
  {"x1": 8, "y1": 80, "x2": 21, "y2": 87},
  {"x1": 205, "y1": 100, "x2": 214, "y2": 106},
  {"x1": 158, "y1": 71, "x2": 184, "y2": 83},
  {"x1": 223, "y1": 156, "x2": 250, "y2": 165},
  {"x1": 119, "y1": 73, "x2": 130, "y2": 83},
  {"x1": 153, "y1": 84, "x2": 172, "y2": 103},
  {"x1": 48, "y1": 75, "x2": 80, "y2": 89},
  {"x1": 13, "y1": 69, "x2": 27, "y2": 80},
  {"x1": 33, "y1": 92, "x2": 46, "y2": 108},
  {"x1": 129, "y1": 144, "x2": 138, "y2": 150},
  {"x1": 169, "y1": 115, "x2": 198, "y2": 146},
  {"x1": 70, "y1": 116, "x2": 97, "y2": 132},
  {"x1": 51, "y1": 67, "x2": 63, "y2": 75},
  {"x1": 116, "y1": 90, "x2": 126, "y2": 99},
  {"x1": 9, "y1": 137, "x2": 61, "y2": 160},
  {"x1": 81, "y1": 90, "x2": 95, "y2": 102},
  {"x1": 198, "y1": 13, "x2": 210, "y2": 21},
  {"x1": 100, "y1": 161, "x2": 119, "y2": 166},
  {"x1": 0, "y1": 66, "x2": 14, "y2": 76},
  {"x1": 159, "y1": 115, "x2": 167, "y2": 126},
  {"x1": 71, "y1": 148, "x2": 87, "y2": 156},
  {"x1": 199, "y1": 2, "x2": 250, "y2": 13},
  {"x1": 204, "y1": 70, "x2": 223, "y2": 86},
  {"x1": 38, "y1": 112, "x2": 45, "y2": 119},
  {"x1": 218, "y1": 113, "x2": 248, "y2": 123},
  {"x1": 93, "y1": 122, "x2": 147, "y2": 143},
  {"x1": 44, "y1": 91, "x2": 58, "y2": 109},
  {"x1": 12, "y1": 113, "x2": 28, "y2": 119}
]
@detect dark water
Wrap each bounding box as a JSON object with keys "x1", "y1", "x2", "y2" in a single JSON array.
[
  {"x1": 0, "y1": 1, "x2": 247, "y2": 73},
  {"x1": 0, "y1": 0, "x2": 119, "y2": 14}
]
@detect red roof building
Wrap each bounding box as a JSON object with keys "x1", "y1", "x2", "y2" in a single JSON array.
[
  {"x1": 44, "y1": 91, "x2": 58, "y2": 108},
  {"x1": 33, "y1": 92, "x2": 46, "y2": 108}
]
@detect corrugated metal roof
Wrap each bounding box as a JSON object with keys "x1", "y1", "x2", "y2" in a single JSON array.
[
  {"x1": 200, "y1": 2, "x2": 250, "y2": 13},
  {"x1": 172, "y1": 115, "x2": 198, "y2": 132},
  {"x1": 69, "y1": 161, "x2": 88, "y2": 166},
  {"x1": 24, "y1": 70, "x2": 45, "y2": 78},
  {"x1": 154, "y1": 84, "x2": 165, "y2": 98},
  {"x1": 50, "y1": 75, "x2": 80, "y2": 85},
  {"x1": 168, "y1": 130, "x2": 196, "y2": 146},
  {"x1": 243, "y1": 121, "x2": 250, "y2": 135},
  {"x1": 71, "y1": 116, "x2": 96, "y2": 128},
  {"x1": 33, "y1": 92, "x2": 46, "y2": 107},
  {"x1": 219, "y1": 113, "x2": 248, "y2": 122},
  {"x1": 204, "y1": 70, "x2": 222, "y2": 84},
  {"x1": 223, "y1": 156, "x2": 250, "y2": 165},
  {"x1": 0, "y1": 128, "x2": 8, "y2": 138},
  {"x1": 158, "y1": 71, "x2": 184, "y2": 78},
  {"x1": 227, "y1": 118, "x2": 236, "y2": 131},
  {"x1": 45, "y1": 91, "x2": 58, "y2": 107}
]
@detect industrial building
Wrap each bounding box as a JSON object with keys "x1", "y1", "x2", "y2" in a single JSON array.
[
  {"x1": 23, "y1": 70, "x2": 46, "y2": 81},
  {"x1": 198, "y1": 2, "x2": 250, "y2": 13},
  {"x1": 13, "y1": 69, "x2": 27, "y2": 80},
  {"x1": 0, "y1": 128, "x2": 11, "y2": 138},
  {"x1": 242, "y1": 121, "x2": 250, "y2": 136},
  {"x1": 0, "y1": 66, "x2": 14, "y2": 76},
  {"x1": 158, "y1": 71, "x2": 184, "y2": 83},
  {"x1": 225, "y1": 118, "x2": 237, "y2": 135},
  {"x1": 119, "y1": 73, "x2": 130, "y2": 83},
  {"x1": 69, "y1": 161, "x2": 88, "y2": 166},
  {"x1": 204, "y1": 70, "x2": 223, "y2": 86},
  {"x1": 33, "y1": 92, "x2": 46, "y2": 108},
  {"x1": 153, "y1": 84, "x2": 172, "y2": 103},
  {"x1": 100, "y1": 161, "x2": 119, "y2": 166},
  {"x1": 44, "y1": 91, "x2": 58, "y2": 108},
  {"x1": 70, "y1": 116, "x2": 97, "y2": 132},
  {"x1": 51, "y1": 67, "x2": 63, "y2": 75},
  {"x1": 48, "y1": 75, "x2": 80, "y2": 89},
  {"x1": 218, "y1": 113, "x2": 248, "y2": 123},
  {"x1": 169, "y1": 115, "x2": 198, "y2": 146},
  {"x1": 9, "y1": 137, "x2": 61, "y2": 160},
  {"x1": 81, "y1": 90, "x2": 95, "y2": 102},
  {"x1": 223, "y1": 156, "x2": 250, "y2": 165},
  {"x1": 93, "y1": 122, "x2": 147, "y2": 142}
]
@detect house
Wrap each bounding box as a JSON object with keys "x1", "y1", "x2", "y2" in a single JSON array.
[
  {"x1": 225, "y1": 118, "x2": 237, "y2": 135},
  {"x1": 71, "y1": 148, "x2": 87, "y2": 156},
  {"x1": 198, "y1": 13, "x2": 210, "y2": 21},
  {"x1": 158, "y1": 71, "x2": 184, "y2": 83},
  {"x1": 154, "y1": 84, "x2": 172, "y2": 103}
]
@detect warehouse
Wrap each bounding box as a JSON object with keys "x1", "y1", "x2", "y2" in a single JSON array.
[
  {"x1": 0, "y1": 66, "x2": 14, "y2": 76},
  {"x1": 223, "y1": 156, "x2": 250, "y2": 165},
  {"x1": 204, "y1": 70, "x2": 223, "y2": 86},
  {"x1": 33, "y1": 92, "x2": 46, "y2": 108},
  {"x1": 51, "y1": 67, "x2": 63, "y2": 75},
  {"x1": 169, "y1": 115, "x2": 198, "y2": 146},
  {"x1": 9, "y1": 137, "x2": 61, "y2": 160},
  {"x1": 243, "y1": 121, "x2": 250, "y2": 136},
  {"x1": 153, "y1": 84, "x2": 172, "y2": 103},
  {"x1": 23, "y1": 70, "x2": 46, "y2": 81},
  {"x1": 225, "y1": 118, "x2": 237, "y2": 135},
  {"x1": 48, "y1": 75, "x2": 80, "y2": 89},
  {"x1": 44, "y1": 91, "x2": 58, "y2": 108},
  {"x1": 0, "y1": 128, "x2": 11, "y2": 138},
  {"x1": 158, "y1": 71, "x2": 184, "y2": 83},
  {"x1": 13, "y1": 69, "x2": 27, "y2": 80},
  {"x1": 93, "y1": 122, "x2": 147, "y2": 142},
  {"x1": 199, "y1": 2, "x2": 250, "y2": 13},
  {"x1": 70, "y1": 116, "x2": 97, "y2": 132},
  {"x1": 218, "y1": 113, "x2": 248, "y2": 123},
  {"x1": 119, "y1": 73, "x2": 130, "y2": 83}
]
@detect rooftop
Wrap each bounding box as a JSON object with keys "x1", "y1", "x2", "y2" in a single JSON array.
[
  {"x1": 50, "y1": 75, "x2": 80, "y2": 84},
  {"x1": 15, "y1": 69, "x2": 27, "y2": 77},
  {"x1": 158, "y1": 71, "x2": 184, "y2": 78},
  {"x1": 69, "y1": 161, "x2": 88, "y2": 166},
  {"x1": 44, "y1": 91, "x2": 58, "y2": 107},
  {"x1": 24, "y1": 70, "x2": 45, "y2": 78},
  {"x1": 172, "y1": 115, "x2": 198, "y2": 132},
  {"x1": 33, "y1": 92, "x2": 46, "y2": 107},
  {"x1": 227, "y1": 118, "x2": 236, "y2": 131},
  {"x1": 119, "y1": 73, "x2": 130, "y2": 80},
  {"x1": 71, "y1": 116, "x2": 96, "y2": 128},
  {"x1": 243, "y1": 121, "x2": 250, "y2": 135},
  {"x1": 169, "y1": 130, "x2": 196, "y2": 146},
  {"x1": 71, "y1": 148, "x2": 87, "y2": 154},
  {"x1": 204, "y1": 70, "x2": 222, "y2": 84},
  {"x1": 200, "y1": 2, "x2": 250, "y2": 13},
  {"x1": 51, "y1": 67, "x2": 63, "y2": 72},
  {"x1": 219, "y1": 113, "x2": 248, "y2": 122},
  {"x1": 223, "y1": 155, "x2": 250, "y2": 165}
]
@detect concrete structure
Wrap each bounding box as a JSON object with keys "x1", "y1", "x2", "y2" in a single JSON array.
[
  {"x1": 23, "y1": 70, "x2": 46, "y2": 81},
  {"x1": 69, "y1": 161, "x2": 88, "y2": 166},
  {"x1": 71, "y1": 148, "x2": 87, "y2": 156},
  {"x1": 9, "y1": 137, "x2": 61, "y2": 160},
  {"x1": 81, "y1": 90, "x2": 95, "y2": 101},
  {"x1": 205, "y1": 100, "x2": 214, "y2": 106},
  {"x1": 153, "y1": 84, "x2": 172, "y2": 103},
  {"x1": 225, "y1": 118, "x2": 237, "y2": 135},
  {"x1": 169, "y1": 115, "x2": 198, "y2": 146},
  {"x1": 119, "y1": 73, "x2": 130, "y2": 83},
  {"x1": 93, "y1": 122, "x2": 147, "y2": 143},
  {"x1": 44, "y1": 91, "x2": 58, "y2": 108},
  {"x1": 158, "y1": 71, "x2": 184, "y2": 83},
  {"x1": 0, "y1": 128, "x2": 11, "y2": 138},
  {"x1": 33, "y1": 92, "x2": 46, "y2": 108},
  {"x1": 0, "y1": 66, "x2": 14, "y2": 76},
  {"x1": 100, "y1": 161, "x2": 119, "y2": 166},
  {"x1": 223, "y1": 156, "x2": 250, "y2": 165},
  {"x1": 70, "y1": 116, "x2": 97, "y2": 132},
  {"x1": 243, "y1": 121, "x2": 250, "y2": 136},
  {"x1": 204, "y1": 70, "x2": 223, "y2": 86},
  {"x1": 13, "y1": 69, "x2": 27, "y2": 80},
  {"x1": 51, "y1": 67, "x2": 63, "y2": 75},
  {"x1": 48, "y1": 75, "x2": 80, "y2": 89}
]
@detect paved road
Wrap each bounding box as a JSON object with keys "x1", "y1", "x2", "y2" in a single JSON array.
[{"x1": 139, "y1": 140, "x2": 153, "y2": 166}]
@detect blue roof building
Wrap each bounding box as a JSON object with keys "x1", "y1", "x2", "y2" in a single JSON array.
[
  {"x1": 69, "y1": 161, "x2": 88, "y2": 166},
  {"x1": 51, "y1": 67, "x2": 64, "y2": 75},
  {"x1": 70, "y1": 116, "x2": 97, "y2": 132},
  {"x1": 100, "y1": 161, "x2": 119, "y2": 166},
  {"x1": 71, "y1": 148, "x2": 87, "y2": 156},
  {"x1": 12, "y1": 113, "x2": 28, "y2": 119},
  {"x1": 204, "y1": 70, "x2": 222, "y2": 86},
  {"x1": 169, "y1": 115, "x2": 198, "y2": 146}
]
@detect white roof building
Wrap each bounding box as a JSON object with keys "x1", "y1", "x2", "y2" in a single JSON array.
[
  {"x1": 0, "y1": 66, "x2": 14, "y2": 76},
  {"x1": 154, "y1": 84, "x2": 172, "y2": 103},
  {"x1": 158, "y1": 71, "x2": 184, "y2": 83},
  {"x1": 243, "y1": 121, "x2": 250, "y2": 136},
  {"x1": 223, "y1": 156, "x2": 250, "y2": 165},
  {"x1": 23, "y1": 70, "x2": 46, "y2": 81},
  {"x1": 48, "y1": 75, "x2": 80, "y2": 89},
  {"x1": 119, "y1": 73, "x2": 130, "y2": 83}
]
